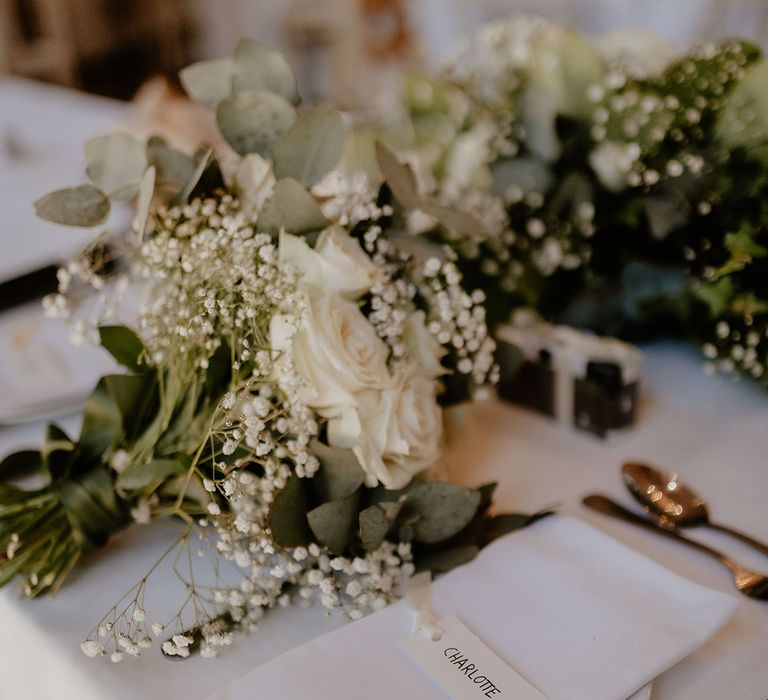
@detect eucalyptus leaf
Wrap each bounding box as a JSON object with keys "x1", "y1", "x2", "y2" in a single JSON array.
[
  {"x1": 147, "y1": 138, "x2": 195, "y2": 191},
  {"x1": 307, "y1": 492, "x2": 360, "y2": 554},
  {"x1": 310, "y1": 440, "x2": 365, "y2": 502},
  {"x1": 481, "y1": 511, "x2": 554, "y2": 546},
  {"x1": 258, "y1": 178, "x2": 328, "y2": 234},
  {"x1": 116, "y1": 459, "x2": 185, "y2": 490},
  {"x1": 173, "y1": 148, "x2": 213, "y2": 205},
  {"x1": 85, "y1": 133, "x2": 148, "y2": 200},
  {"x1": 34, "y1": 185, "x2": 110, "y2": 227},
  {"x1": 98, "y1": 325, "x2": 146, "y2": 371},
  {"x1": 416, "y1": 545, "x2": 479, "y2": 573},
  {"x1": 232, "y1": 39, "x2": 300, "y2": 104},
  {"x1": 403, "y1": 481, "x2": 481, "y2": 544},
  {"x1": 359, "y1": 500, "x2": 403, "y2": 552},
  {"x1": 375, "y1": 140, "x2": 422, "y2": 210},
  {"x1": 420, "y1": 202, "x2": 486, "y2": 238},
  {"x1": 273, "y1": 106, "x2": 345, "y2": 186},
  {"x1": 217, "y1": 90, "x2": 296, "y2": 156},
  {"x1": 267, "y1": 473, "x2": 312, "y2": 547},
  {"x1": 133, "y1": 166, "x2": 155, "y2": 238},
  {"x1": 179, "y1": 58, "x2": 234, "y2": 109}
]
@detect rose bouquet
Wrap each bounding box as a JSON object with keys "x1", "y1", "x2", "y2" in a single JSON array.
[
  {"x1": 0, "y1": 41, "x2": 547, "y2": 662},
  {"x1": 399, "y1": 15, "x2": 768, "y2": 386}
]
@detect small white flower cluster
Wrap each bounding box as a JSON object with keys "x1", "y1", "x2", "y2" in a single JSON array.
[
  {"x1": 702, "y1": 318, "x2": 768, "y2": 382},
  {"x1": 137, "y1": 194, "x2": 298, "y2": 374},
  {"x1": 312, "y1": 170, "x2": 391, "y2": 227},
  {"x1": 208, "y1": 539, "x2": 414, "y2": 631},
  {"x1": 587, "y1": 40, "x2": 753, "y2": 197},
  {"x1": 419, "y1": 257, "x2": 498, "y2": 385}
]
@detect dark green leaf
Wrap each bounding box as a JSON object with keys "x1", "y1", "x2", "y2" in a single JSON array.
[
  {"x1": 232, "y1": 39, "x2": 299, "y2": 104},
  {"x1": 204, "y1": 341, "x2": 233, "y2": 397},
  {"x1": 693, "y1": 278, "x2": 734, "y2": 317},
  {"x1": 268, "y1": 473, "x2": 312, "y2": 547},
  {"x1": 481, "y1": 511, "x2": 554, "y2": 546},
  {"x1": 375, "y1": 140, "x2": 421, "y2": 210},
  {"x1": 79, "y1": 374, "x2": 157, "y2": 456},
  {"x1": 416, "y1": 545, "x2": 479, "y2": 573},
  {"x1": 359, "y1": 500, "x2": 404, "y2": 552},
  {"x1": 310, "y1": 440, "x2": 365, "y2": 501},
  {"x1": 0, "y1": 450, "x2": 42, "y2": 481},
  {"x1": 258, "y1": 177, "x2": 328, "y2": 234},
  {"x1": 34, "y1": 185, "x2": 110, "y2": 227},
  {"x1": 98, "y1": 325, "x2": 146, "y2": 371},
  {"x1": 179, "y1": 58, "x2": 234, "y2": 109},
  {"x1": 403, "y1": 481, "x2": 481, "y2": 544},
  {"x1": 307, "y1": 492, "x2": 360, "y2": 554},
  {"x1": 116, "y1": 459, "x2": 185, "y2": 490},
  {"x1": 42, "y1": 423, "x2": 74, "y2": 480},
  {"x1": 273, "y1": 106, "x2": 345, "y2": 187},
  {"x1": 217, "y1": 90, "x2": 296, "y2": 157}
]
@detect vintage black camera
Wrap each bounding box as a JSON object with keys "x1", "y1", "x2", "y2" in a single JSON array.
[{"x1": 495, "y1": 310, "x2": 641, "y2": 437}]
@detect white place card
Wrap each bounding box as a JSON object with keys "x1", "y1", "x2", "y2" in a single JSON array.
[{"x1": 400, "y1": 615, "x2": 547, "y2": 700}]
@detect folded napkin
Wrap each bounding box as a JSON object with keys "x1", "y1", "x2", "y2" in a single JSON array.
[{"x1": 210, "y1": 516, "x2": 738, "y2": 700}]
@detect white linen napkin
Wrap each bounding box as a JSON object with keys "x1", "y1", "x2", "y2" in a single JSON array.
[{"x1": 209, "y1": 515, "x2": 738, "y2": 700}]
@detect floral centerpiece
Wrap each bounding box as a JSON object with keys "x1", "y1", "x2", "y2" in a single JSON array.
[
  {"x1": 0, "y1": 41, "x2": 545, "y2": 662},
  {"x1": 400, "y1": 15, "x2": 768, "y2": 385}
]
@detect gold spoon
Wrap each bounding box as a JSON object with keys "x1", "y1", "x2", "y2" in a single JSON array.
[
  {"x1": 622, "y1": 462, "x2": 768, "y2": 557},
  {"x1": 583, "y1": 494, "x2": 768, "y2": 600}
]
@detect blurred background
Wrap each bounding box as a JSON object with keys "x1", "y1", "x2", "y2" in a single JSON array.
[{"x1": 2, "y1": 0, "x2": 768, "y2": 105}]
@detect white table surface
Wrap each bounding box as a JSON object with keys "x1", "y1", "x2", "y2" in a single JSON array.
[
  {"x1": 0, "y1": 341, "x2": 767, "y2": 699},
  {"x1": 0, "y1": 76, "x2": 129, "y2": 280}
]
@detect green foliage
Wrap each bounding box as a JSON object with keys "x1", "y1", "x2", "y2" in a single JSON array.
[
  {"x1": 359, "y1": 500, "x2": 403, "y2": 552},
  {"x1": 400, "y1": 481, "x2": 482, "y2": 544},
  {"x1": 85, "y1": 134, "x2": 147, "y2": 200},
  {"x1": 307, "y1": 492, "x2": 360, "y2": 554},
  {"x1": 179, "y1": 57, "x2": 234, "y2": 108},
  {"x1": 34, "y1": 185, "x2": 110, "y2": 227},
  {"x1": 309, "y1": 441, "x2": 366, "y2": 501},
  {"x1": 116, "y1": 459, "x2": 185, "y2": 490},
  {"x1": 267, "y1": 473, "x2": 312, "y2": 547},
  {"x1": 98, "y1": 325, "x2": 146, "y2": 371},
  {"x1": 273, "y1": 106, "x2": 346, "y2": 187},
  {"x1": 258, "y1": 177, "x2": 328, "y2": 234},
  {"x1": 217, "y1": 90, "x2": 296, "y2": 156},
  {"x1": 375, "y1": 140, "x2": 422, "y2": 209},
  {"x1": 232, "y1": 39, "x2": 300, "y2": 105},
  {"x1": 147, "y1": 137, "x2": 196, "y2": 192}
]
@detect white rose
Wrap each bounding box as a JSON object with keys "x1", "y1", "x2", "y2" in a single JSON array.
[
  {"x1": 271, "y1": 291, "x2": 390, "y2": 416},
  {"x1": 588, "y1": 140, "x2": 641, "y2": 192},
  {"x1": 235, "y1": 153, "x2": 275, "y2": 215},
  {"x1": 279, "y1": 227, "x2": 378, "y2": 300},
  {"x1": 330, "y1": 364, "x2": 443, "y2": 490},
  {"x1": 403, "y1": 310, "x2": 445, "y2": 378}
]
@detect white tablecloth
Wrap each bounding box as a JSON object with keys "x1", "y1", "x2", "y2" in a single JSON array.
[{"x1": 0, "y1": 342, "x2": 767, "y2": 699}]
